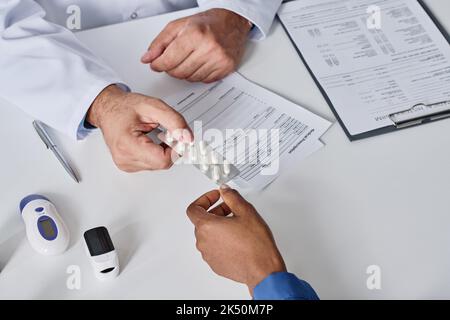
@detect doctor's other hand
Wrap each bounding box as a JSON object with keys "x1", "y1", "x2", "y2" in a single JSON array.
[
  {"x1": 87, "y1": 85, "x2": 192, "y2": 172},
  {"x1": 141, "y1": 8, "x2": 252, "y2": 83},
  {"x1": 187, "y1": 186, "x2": 286, "y2": 295}
]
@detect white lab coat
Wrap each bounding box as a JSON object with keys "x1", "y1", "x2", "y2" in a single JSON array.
[{"x1": 0, "y1": 0, "x2": 282, "y2": 139}]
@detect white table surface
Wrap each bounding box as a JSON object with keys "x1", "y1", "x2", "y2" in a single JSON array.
[{"x1": 1, "y1": 0, "x2": 449, "y2": 299}]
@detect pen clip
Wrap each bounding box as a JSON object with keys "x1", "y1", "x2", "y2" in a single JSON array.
[
  {"x1": 388, "y1": 100, "x2": 450, "y2": 129},
  {"x1": 32, "y1": 120, "x2": 54, "y2": 149}
]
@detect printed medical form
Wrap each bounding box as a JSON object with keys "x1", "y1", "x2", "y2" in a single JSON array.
[
  {"x1": 164, "y1": 73, "x2": 331, "y2": 190},
  {"x1": 278, "y1": 0, "x2": 450, "y2": 137}
]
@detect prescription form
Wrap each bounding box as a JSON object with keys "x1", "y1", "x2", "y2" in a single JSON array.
[{"x1": 278, "y1": 0, "x2": 450, "y2": 137}]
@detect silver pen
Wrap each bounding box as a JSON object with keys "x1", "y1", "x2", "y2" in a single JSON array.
[{"x1": 32, "y1": 120, "x2": 80, "y2": 183}]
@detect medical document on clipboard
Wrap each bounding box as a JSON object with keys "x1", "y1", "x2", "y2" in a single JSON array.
[{"x1": 278, "y1": 0, "x2": 450, "y2": 140}]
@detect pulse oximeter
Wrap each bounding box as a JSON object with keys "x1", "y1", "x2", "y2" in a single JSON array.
[{"x1": 84, "y1": 226, "x2": 119, "y2": 280}]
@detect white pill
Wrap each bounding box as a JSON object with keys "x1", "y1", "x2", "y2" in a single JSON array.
[
  {"x1": 175, "y1": 142, "x2": 185, "y2": 155},
  {"x1": 199, "y1": 152, "x2": 209, "y2": 172},
  {"x1": 199, "y1": 141, "x2": 207, "y2": 155},
  {"x1": 212, "y1": 165, "x2": 221, "y2": 182},
  {"x1": 188, "y1": 144, "x2": 197, "y2": 162},
  {"x1": 223, "y1": 160, "x2": 231, "y2": 176},
  {"x1": 210, "y1": 152, "x2": 219, "y2": 165},
  {"x1": 166, "y1": 131, "x2": 174, "y2": 144}
]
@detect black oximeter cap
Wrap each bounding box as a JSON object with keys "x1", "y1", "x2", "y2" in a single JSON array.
[{"x1": 84, "y1": 226, "x2": 115, "y2": 256}]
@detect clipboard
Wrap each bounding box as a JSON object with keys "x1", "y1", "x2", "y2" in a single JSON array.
[{"x1": 278, "y1": 0, "x2": 450, "y2": 141}]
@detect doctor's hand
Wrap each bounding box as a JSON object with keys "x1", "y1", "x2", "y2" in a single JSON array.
[
  {"x1": 87, "y1": 85, "x2": 192, "y2": 172},
  {"x1": 141, "y1": 9, "x2": 252, "y2": 83},
  {"x1": 187, "y1": 186, "x2": 286, "y2": 296}
]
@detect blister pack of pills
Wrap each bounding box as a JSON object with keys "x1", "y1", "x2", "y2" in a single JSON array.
[{"x1": 161, "y1": 132, "x2": 240, "y2": 185}]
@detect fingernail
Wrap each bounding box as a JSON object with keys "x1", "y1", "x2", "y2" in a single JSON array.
[
  {"x1": 141, "y1": 51, "x2": 151, "y2": 61},
  {"x1": 220, "y1": 184, "x2": 230, "y2": 190},
  {"x1": 179, "y1": 129, "x2": 193, "y2": 143},
  {"x1": 184, "y1": 132, "x2": 193, "y2": 143},
  {"x1": 172, "y1": 129, "x2": 183, "y2": 142}
]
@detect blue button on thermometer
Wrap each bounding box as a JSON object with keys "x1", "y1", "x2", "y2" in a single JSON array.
[{"x1": 20, "y1": 195, "x2": 70, "y2": 255}]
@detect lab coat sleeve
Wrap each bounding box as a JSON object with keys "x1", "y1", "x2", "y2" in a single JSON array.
[
  {"x1": 0, "y1": 0, "x2": 127, "y2": 140},
  {"x1": 197, "y1": 0, "x2": 282, "y2": 40},
  {"x1": 253, "y1": 272, "x2": 320, "y2": 300}
]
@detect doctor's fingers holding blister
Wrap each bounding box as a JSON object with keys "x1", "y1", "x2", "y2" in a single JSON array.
[
  {"x1": 86, "y1": 84, "x2": 193, "y2": 172},
  {"x1": 141, "y1": 8, "x2": 252, "y2": 83}
]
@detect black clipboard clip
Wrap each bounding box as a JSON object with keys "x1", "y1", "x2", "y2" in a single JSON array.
[{"x1": 388, "y1": 100, "x2": 450, "y2": 129}]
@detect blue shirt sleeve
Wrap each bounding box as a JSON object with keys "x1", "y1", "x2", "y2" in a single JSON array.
[
  {"x1": 76, "y1": 115, "x2": 96, "y2": 140},
  {"x1": 253, "y1": 272, "x2": 319, "y2": 300}
]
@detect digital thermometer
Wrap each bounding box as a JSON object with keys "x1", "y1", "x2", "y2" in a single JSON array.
[{"x1": 19, "y1": 195, "x2": 70, "y2": 255}]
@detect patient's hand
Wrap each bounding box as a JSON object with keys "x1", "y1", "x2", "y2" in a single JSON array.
[
  {"x1": 87, "y1": 85, "x2": 192, "y2": 172},
  {"x1": 141, "y1": 9, "x2": 252, "y2": 83},
  {"x1": 187, "y1": 186, "x2": 286, "y2": 296}
]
